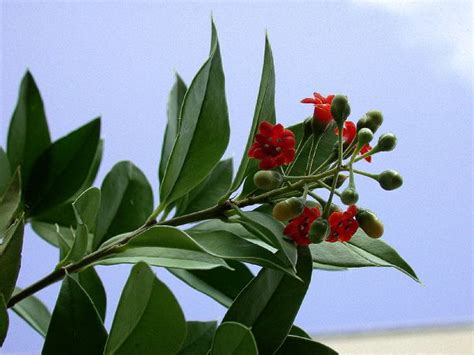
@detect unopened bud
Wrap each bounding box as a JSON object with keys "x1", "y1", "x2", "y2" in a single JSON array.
[
  {"x1": 253, "y1": 170, "x2": 283, "y2": 190},
  {"x1": 330, "y1": 95, "x2": 351, "y2": 127},
  {"x1": 272, "y1": 197, "x2": 304, "y2": 221},
  {"x1": 378, "y1": 169, "x2": 403, "y2": 191},
  {"x1": 376, "y1": 133, "x2": 397, "y2": 152},
  {"x1": 357, "y1": 115, "x2": 369, "y2": 131},
  {"x1": 357, "y1": 128, "x2": 373, "y2": 145},
  {"x1": 365, "y1": 110, "x2": 384, "y2": 132},
  {"x1": 340, "y1": 188, "x2": 359, "y2": 205},
  {"x1": 309, "y1": 218, "x2": 330, "y2": 244},
  {"x1": 356, "y1": 209, "x2": 384, "y2": 239},
  {"x1": 322, "y1": 174, "x2": 348, "y2": 188}
]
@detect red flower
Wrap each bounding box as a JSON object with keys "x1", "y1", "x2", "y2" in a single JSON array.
[
  {"x1": 248, "y1": 121, "x2": 296, "y2": 169},
  {"x1": 327, "y1": 205, "x2": 359, "y2": 242},
  {"x1": 283, "y1": 206, "x2": 321, "y2": 246},
  {"x1": 335, "y1": 121, "x2": 373, "y2": 162},
  {"x1": 301, "y1": 92, "x2": 335, "y2": 126}
]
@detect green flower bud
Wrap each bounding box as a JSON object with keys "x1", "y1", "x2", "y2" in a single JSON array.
[
  {"x1": 340, "y1": 188, "x2": 359, "y2": 205},
  {"x1": 322, "y1": 174, "x2": 348, "y2": 189},
  {"x1": 305, "y1": 200, "x2": 322, "y2": 210},
  {"x1": 357, "y1": 128, "x2": 373, "y2": 145},
  {"x1": 253, "y1": 170, "x2": 283, "y2": 190},
  {"x1": 272, "y1": 197, "x2": 304, "y2": 221},
  {"x1": 365, "y1": 110, "x2": 384, "y2": 132},
  {"x1": 330, "y1": 95, "x2": 351, "y2": 127},
  {"x1": 327, "y1": 203, "x2": 341, "y2": 215},
  {"x1": 378, "y1": 169, "x2": 403, "y2": 191},
  {"x1": 376, "y1": 133, "x2": 397, "y2": 152},
  {"x1": 309, "y1": 218, "x2": 330, "y2": 244},
  {"x1": 356, "y1": 209, "x2": 384, "y2": 239},
  {"x1": 357, "y1": 115, "x2": 369, "y2": 131}
]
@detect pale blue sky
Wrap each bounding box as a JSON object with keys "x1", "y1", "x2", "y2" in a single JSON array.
[{"x1": 1, "y1": 1, "x2": 472, "y2": 353}]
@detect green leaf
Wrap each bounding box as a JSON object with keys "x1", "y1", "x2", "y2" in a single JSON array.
[
  {"x1": 25, "y1": 118, "x2": 101, "y2": 216},
  {"x1": 187, "y1": 229, "x2": 297, "y2": 277},
  {"x1": 286, "y1": 121, "x2": 337, "y2": 176},
  {"x1": 11, "y1": 287, "x2": 51, "y2": 337},
  {"x1": 96, "y1": 225, "x2": 229, "y2": 271},
  {"x1": 169, "y1": 260, "x2": 253, "y2": 308},
  {"x1": 74, "y1": 268, "x2": 106, "y2": 322},
  {"x1": 0, "y1": 294, "x2": 8, "y2": 346},
  {"x1": 73, "y1": 187, "x2": 101, "y2": 234},
  {"x1": 310, "y1": 229, "x2": 419, "y2": 281},
  {"x1": 160, "y1": 20, "x2": 229, "y2": 206},
  {"x1": 210, "y1": 322, "x2": 258, "y2": 355},
  {"x1": 233, "y1": 209, "x2": 297, "y2": 269},
  {"x1": 160, "y1": 74, "x2": 187, "y2": 183},
  {"x1": 276, "y1": 336, "x2": 338, "y2": 355},
  {"x1": 289, "y1": 325, "x2": 311, "y2": 339},
  {"x1": 0, "y1": 168, "x2": 22, "y2": 233},
  {"x1": 7, "y1": 71, "x2": 51, "y2": 187},
  {"x1": 0, "y1": 148, "x2": 11, "y2": 196},
  {"x1": 0, "y1": 218, "x2": 24, "y2": 301},
  {"x1": 42, "y1": 275, "x2": 107, "y2": 355},
  {"x1": 230, "y1": 35, "x2": 276, "y2": 194},
  {"x1": 223, "y1": 247, "x2": 313, "y2": 354},
  {"x1": 175, "y1": 159, "x2": 233, "y2": 216},
  {"x1": 177, "y1": 321, "x2": 217, "y2": 355},
  {"x1": 94, "y1": 161, "x2": 153, "y2": 249},
  {"x1": 105, "y1": 262, "x2": 186, "y2": 355},
  {"x1": 58, "y1": 223, "x2": 88, "y2": 266},
  {"x1": 30, "y1": 221, "x2": 74, "y2": 248}
]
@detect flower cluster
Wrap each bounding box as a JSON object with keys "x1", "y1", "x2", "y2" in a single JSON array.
[
  {"x1": 248, "y1": 121, "x2": 296, "y2": 169},
  {"x1": 284, "y1": 205, "x2": 359, "y2": 245},
  {"x1": 336, "y1": 121, "x2": 372, "y2": 162}
]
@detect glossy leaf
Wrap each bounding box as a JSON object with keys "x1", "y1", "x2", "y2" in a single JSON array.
[
  {"x1": 0, "y1": 148, "x2": 11, "y2": 195},
  {"x1": 289, "y1": 325, "x2": 311, "y2": 339},
  {"x1": 7, "y1": 71, "x2": 51, "y2": 187},
  {"x1": 31, "y1": 221, "x2": 74, "y2": 248},
  {"x1": 223, "y1": 247, "x2": 313, "y2": 354},
  {"x1": 58, "y1": 223, "x2": 88, "y2": 266},
  {"x1": 276, "y1": 335, "x2": 338, "y2": 355},
  {"x1": 0, "y1": 168, "x2": 21, "y2": 233},
  {"x1": 187, "y1": 229, "x2": 297, "y2": 277},
  {"x1": 96, "y1": 225, "x2": 228, "y2": 270},
  {"x1": 94, "y1": 161, "x2": 153, "y2": 249},
  {"x1": 160, "y1": 74, "x2": 187, "y2": 183},
  {"x1": 0, "y1": 218, "x2": 24, "y2": 301},
  {"x1": 286, "y1": 121, "x2": 337, "y2": 176},
  {"x1": 160, "y1": 21, "x2": 229, "y2": 206},
  {"x1": 177, "y1": 321, "x2": 217, "y2": 355},
  {"x1": 73, "y1": 187, "x2": 101, "y2": 234},
  {"x1": 230, "y1": 35, "x2": 276, "y2": 194},
  {"x1": 105, "y1": 262, "x2": 186, "y2": 355},
  {"x1": 74, "y1": 268, "x2": 107, "y2": 322},
  {"x1": 310, "y1": 229, "x2": 419, "y2": 281},
  {"x1": 234, "y1": 209, "x2": 297, "y2": 269},
  {"x1": 169, "y1": 260, "x2": 254, "y2": 308},
  {"x1": 175, "y1": 158, "x2": 232, "y2": 216},
  {"x1": 11, "y1": 287, "x2": 51, "y2": 337},
  {"x1": 210, "y1": 322, "x2": 258, "y2": 355},
  {"x1": 25, "y1": 118, "x2": 101, "y2": 216},
  {"x1": 0, "y1": 295, "x2": 8, "y2": 346},
  {"x1": 42, "y1": 275, "x2": 107, "y2": 355}
]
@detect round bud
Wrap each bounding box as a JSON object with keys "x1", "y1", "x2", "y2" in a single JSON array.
[
  {"x1": 378, "y1": 169, "x2": 403, "y2": 191},
  {"x1": 357, "y1": 115, "x2": 369, "y2": 131},
  {"x1": 322, "y1": 174, "x2": 348, "y2": 189},
  {"x1": 272, "y1": 197, "x2": 304, "y2": 221},
  {"x1": 253, "y1": 170, "x2": 283, "y2": 190},
  {"x1": 365, "y1": 110, "x2": 384, "y2": 132},
  {"x1": 340, "y1": 188, "x2": 359, "y2": 205},
  {"x1": 327, "y1": 203, "x2": 341, "y2": 215},
  {"x1": 309, "y1": 218, "x2": 330, "y2": 244},
  {"x1": 357, "y1": 128, "x2": 373, "y2": 145},
  {"x1": 305, "y1": 200, "x2": 321, "y2": 210},
  {"x1": 330, "y1": 95, "x2": 351, "y2": 127},
  {"x1": 356, "y1": 209, "x2": 384, "y2": 239},
  {"x1": 377, "y1": 133, "x2": 397, "y2": 152}
]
